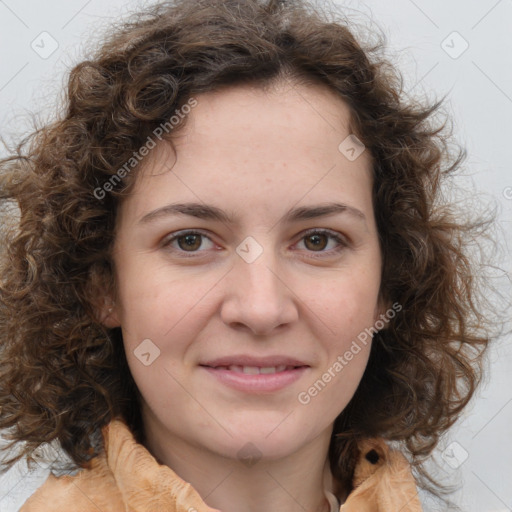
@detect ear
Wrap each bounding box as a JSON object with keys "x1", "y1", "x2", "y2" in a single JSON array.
[
  {"x1": 87, "y1": 265, "x2": 121, "y2": 328},
  {"x1": 97, "y1": 295, "x2": 121, "y2": 328},
  {"x1": 373, "y1": 295, "x2": 393, "y2": 331}
]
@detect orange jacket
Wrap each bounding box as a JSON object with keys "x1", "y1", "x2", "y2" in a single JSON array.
[{"x1": 20, "y1": 419, "x2": 423, "y2": 511}]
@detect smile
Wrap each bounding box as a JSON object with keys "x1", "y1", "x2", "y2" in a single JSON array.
[
  {"x1": 210, "y1": 365, "x2": 302, "y2": 374},
  {"x1": 200, "y1": 364, "x2": 309, "y2": 393}
]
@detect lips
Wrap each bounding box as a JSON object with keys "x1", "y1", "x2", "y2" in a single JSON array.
[
  {"x1": 200, "y1": 355, "x2": 309, "y2": 369},
  {"x1": 199, "y1": 355, "x2": 310, "y2": 393},
  {"x1": 213, "y1": 365, "x2": 298, "y2": 374}
]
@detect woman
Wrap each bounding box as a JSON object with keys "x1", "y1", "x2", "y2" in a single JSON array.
[{"x1": 0, "y1": 0, "x2": 497, "y2": 510}]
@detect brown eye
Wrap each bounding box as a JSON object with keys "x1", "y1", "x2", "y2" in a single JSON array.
[
  {"x1": 295, "y1": 229, "x2": 348, "y2": 257},
  {"x1": 304, "y1": 233, "x2": 329, "y2": 251},
  {"x1": 162, "y1": 230, "x2": 215, "y2": 255},
  {"x1": 177, "y1": 234, "x2": 202, "y2": 251}
]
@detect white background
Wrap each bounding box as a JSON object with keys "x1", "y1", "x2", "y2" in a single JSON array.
[{"x1": 0, "y1": 1, "x2": 511, "y2": 511}]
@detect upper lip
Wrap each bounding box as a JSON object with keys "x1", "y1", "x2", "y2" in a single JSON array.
[{"x1": 200, "y1": 355, "x2": 309, "y2": 368}]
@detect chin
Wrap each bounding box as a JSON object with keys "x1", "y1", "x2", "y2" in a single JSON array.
[
  {"x1": 215, "y1": 437, "x2": 301, "y2": 464},
  {"x1": 203, "y1": 421, "x2": 313, "y2": 462}
]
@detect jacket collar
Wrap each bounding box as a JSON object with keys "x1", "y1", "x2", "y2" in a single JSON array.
[{"x1": 101, "y1": 419, "x2": 422, "y2": 511}]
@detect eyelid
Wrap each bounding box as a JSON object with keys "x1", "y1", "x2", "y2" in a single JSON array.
[
  {"x1": 160, "y1": 228, "x2": 349, "y2": 257},
  {"x1": 293, "y1": 228, "x2": 349, "y2": 257},
  {"x1": 160, "y1": 229, "x2": 216, "y2": 255}
]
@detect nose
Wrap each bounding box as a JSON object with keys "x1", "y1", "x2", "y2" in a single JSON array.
[{"x1": 220, "y1": 251, "x2": 299, "y2": 336}]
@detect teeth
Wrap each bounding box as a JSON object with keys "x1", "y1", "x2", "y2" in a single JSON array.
[
  {"x1": 222, "y1": 365, "x2": 295, "y2": 374},
  {"x1": 242, "y1": 366, "x2": 260, "y2": 375}
]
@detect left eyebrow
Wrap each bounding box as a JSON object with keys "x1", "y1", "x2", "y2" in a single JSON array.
[
  {"x1": 281, "y1": 203, "x2": 366, "y2": 224},
  {"x1": 138, "y1": 201, "x2": 367, "y2": 226}
]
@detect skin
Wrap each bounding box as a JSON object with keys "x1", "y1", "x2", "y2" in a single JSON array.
[{"x1": 103, "y1": 78, "x2": 386, "y2": 512}]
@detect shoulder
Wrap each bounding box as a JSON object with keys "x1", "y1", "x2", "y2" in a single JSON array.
[{"x1": 20, "y1": 454, "x2": 124, "y2": 512}]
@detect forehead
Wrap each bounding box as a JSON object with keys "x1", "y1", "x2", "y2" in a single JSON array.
[
  {"x1": 121, "y1": 81, "x2": 373, "y2": 224},
  {"x1": 140, "y1": 80, "x2": 370, "y2": 172},
  {"x1": 173, "y1": 80, "x2": 357, "y2": 156}
]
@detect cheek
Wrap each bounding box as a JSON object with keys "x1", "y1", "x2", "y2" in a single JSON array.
[
  {"x1": 118, "y1": 282, "x2": 197, "y2": 410},
  {"x1": 115, "y1": 263, "x2": 204, "y2": 340},
  {"x1": 307, "y1": 269, "x2": 381, "y2": 338},
  {"x1": 320, "y1": 271, "x2": 380, "y2": 402},
  {"x1": 297, "y1": 338, "x2": 371, "y2": 426},
  {"x1": 116, "y1": 270, "x2": 220, "y2": 394}
]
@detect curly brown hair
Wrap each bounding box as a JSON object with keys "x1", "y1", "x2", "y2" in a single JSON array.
[{"x1": 0, "y1": 0, "x2": 503, "y2": 500}]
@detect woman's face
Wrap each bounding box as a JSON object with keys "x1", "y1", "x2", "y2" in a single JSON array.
[{"x1": 108, "y1": 80, "x2": 385, "y2": 462}]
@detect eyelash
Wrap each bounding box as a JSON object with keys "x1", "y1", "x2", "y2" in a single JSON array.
[{"x1": 161, "y1": 228, "x2": 349, "y2": 259}]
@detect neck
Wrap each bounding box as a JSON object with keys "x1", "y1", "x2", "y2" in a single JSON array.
[{"x1": 142, "y1": 415, "x2": 340, "y2": 512}]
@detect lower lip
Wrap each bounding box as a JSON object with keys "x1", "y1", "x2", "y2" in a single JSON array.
[{"x1": 200, "y1": 366, "x2": 309, "y2": 393}]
